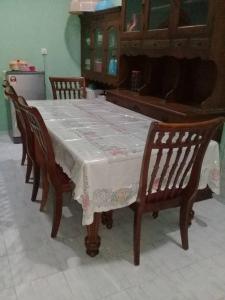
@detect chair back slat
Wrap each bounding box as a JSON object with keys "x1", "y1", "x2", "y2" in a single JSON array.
[
  {"x1": 149, "y1": 131, "x2": 166, "y2": 186},
  {"x1": 148, "y1": 147, "x2": 162, "y2": 195},
  {"x1": 162, "y1": 133, "x2": 185, "y2": 200},
  {"x1": 169, "y1": 134, "x2": 194, "y2": 195},
  {"x1": 138, "y1": 118, "x2": 224, "y2": 207},
  {"x1": 156, "y1": 132, "x2": 176, "y2": 192},
  {"x1": 49, "y1": 77, "x2": 86, "y2": 100}
]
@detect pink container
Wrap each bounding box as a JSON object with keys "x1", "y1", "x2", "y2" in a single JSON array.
[{"x1": 29, "y1": 66, "x2": 36, "y2": 72}]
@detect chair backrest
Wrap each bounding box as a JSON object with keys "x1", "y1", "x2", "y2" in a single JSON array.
[
  {"x1": 14, "y1": 96, "x2": 37, "y2": 161},
  {"x1": 49, "y1": 76, "x2": 87, "y2": 100},
  {"x1": 3, "y1": 84, "x2": 26, "y2": 138},
  {"x1": 19, "y1": 103, "x2": 59, "y2": 184},
  {"x1": 138, "y1": 118, "x2": 224, "y2": 207},
  {"x1": 3, "y1": 83, "x2": 18, "y2": 101}
]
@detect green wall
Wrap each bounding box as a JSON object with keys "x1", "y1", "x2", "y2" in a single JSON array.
[{"x1": 0, "y1": 0, "x2": 81, "y2": 131}]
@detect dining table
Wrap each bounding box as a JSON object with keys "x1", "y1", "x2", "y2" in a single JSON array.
[{"x1": 28, "y1": 97, "x2": 221, "y2": 256}]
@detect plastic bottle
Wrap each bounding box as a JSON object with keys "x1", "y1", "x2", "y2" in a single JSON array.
[
  {"x1": 108, "y1": 56, "x2": 118, "y2": 75},
  {"x1": 108, "y1": 58, "x2": 114, "y2": 75}
]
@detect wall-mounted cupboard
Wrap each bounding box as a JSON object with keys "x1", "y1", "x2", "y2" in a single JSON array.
[{"x1": 80, "y1": 7, "x2": 121, "y2": 86}]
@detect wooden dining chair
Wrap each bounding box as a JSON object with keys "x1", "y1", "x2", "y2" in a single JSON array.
[
  {"x1": 3, "y1": 82, "x2": 28, "y2": 168},
  {"x1": 49, "y1": 76, "x2": 87, "y2": 99},
  {"x1": 20, "y1": 103, "x2": 75, "y2": 238},
  {"x1": 13, "y1": 96, "x2": 42, "y2": 203},
  {"x1": 131, "y1": 118, "x2": 224, "y2": 265}
]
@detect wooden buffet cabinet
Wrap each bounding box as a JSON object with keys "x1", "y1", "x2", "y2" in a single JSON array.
[{"x1": 81, "y1": 0, "x2": 225, "y2": 122}]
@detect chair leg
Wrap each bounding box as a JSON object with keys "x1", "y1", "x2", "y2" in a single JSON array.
[
  {"x1": 31, "y1": 163, "x2": 40, "y2": 202},
  {"x1": 51, "y1": 190, "x2": 63, "y2": 238},
  {"x1": 133, "y1": 210, "x2": 142, "y2": 266},
  {"x1": 179, "y1": 204, "x2": 190, "y2": 250},
  {"x1": 189, "y1": 209, "x2": 195, "y2": 226},
  {"x1": 25, "y1": 156, "x2": 32, "y2": 183},
  {"x1": 21, "y1": 142, "x2": 26, "y2": 166},
  {"x1": 40, "y1": 170, "x2": 49, "y2": 211}
]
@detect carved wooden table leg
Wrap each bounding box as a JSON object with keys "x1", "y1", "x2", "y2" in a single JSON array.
[
  {"x1": 85, "y1": 213, "x2": 101, "y2": 257},
  {"x1": 102, "y1": 211, "x2": 113, "y2": 229}
]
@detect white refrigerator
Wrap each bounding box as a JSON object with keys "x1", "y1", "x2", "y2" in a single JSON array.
[{"x1": 5, "y1": 71, "x2": 46, "y2": 143}]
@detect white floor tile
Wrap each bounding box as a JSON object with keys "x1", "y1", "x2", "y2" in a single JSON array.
[
  {"x1": 3, "y1": 222, "x2": 49, "y2": 255},
  {"x1": 15, "y1": 272, "x2": 73, "y2": 300},
  {"x1": 0, "y1": 233, "x2": 7, "y2": 257},
  {"x1": 64, "y1": 262, "x2": 121, "y2": 300},
  {"x1": 0, "y1": 256, "x2": 13, "y2": 292},
  {"x1": 8, "y1": 243, "x2": 61, "y2": 286},
  {"x1": 106, "y1": 290, "x2": 132, "y2": 300},
  {"x1": 0, "y1": 288, "x2": 17, "y2": 300}
]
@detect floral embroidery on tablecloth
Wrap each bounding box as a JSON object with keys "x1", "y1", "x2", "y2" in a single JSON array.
[
  {"x1": 112, "y1": 188, "x2": 133, "y2": 203},
  {"x1": 91, "y1": 185, "x2": 139, "y2": 209},
  {"x1": 93, "y1": 189, "x2": 112, "y2": 207},
  {"x1": 109, "y1": 147, "x2": 127, "y2": 156}
]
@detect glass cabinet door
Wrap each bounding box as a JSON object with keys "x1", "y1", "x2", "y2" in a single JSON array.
[
  {"x1": 148, "y1": 0, "x2": 172, "y2": 30},
  {"x1": 124, "y1": 0, "x2": 143, "y2": 32},
  {"x1": 178, "y1": 0, "x2": 209, "y2": 27},
  {"x1": 107, "y1": 27, "x2": 118, "y2": 76},
  {"x1": 83, "y1": 30, "x2": 91, "y2": 71},
  {"x1": 93, "y1": 28, "x2": 103, "y2": 73}
]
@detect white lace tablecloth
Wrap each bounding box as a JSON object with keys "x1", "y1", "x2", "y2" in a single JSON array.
[{"x1": 28, "y1": 99, "x2": 220, "y2": 225}]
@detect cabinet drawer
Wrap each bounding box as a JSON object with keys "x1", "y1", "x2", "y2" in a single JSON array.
[
  {"x1": 170, "y1": 39, "x2": 188, "y2": 48},
  {"x1": 120, "y1": 40, "x2": 142, "y2": 49},
  {"x1": 143, "y1": 39, "x2": 170, "y2": 50},
  {"x1": 190, "y1": 38, "x2": 209, "y2": 49}
]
